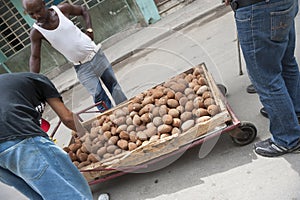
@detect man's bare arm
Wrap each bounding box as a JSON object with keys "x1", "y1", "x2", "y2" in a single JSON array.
[
  {"x1": 58, "y1": 3, "x2": 94, "y2": 40},
  {"x1": 46, "y1": 97, "x2": 86, "y2": 137},
  {"x1": 29, "y1": 28, "x2": 43, "y2": 73}
]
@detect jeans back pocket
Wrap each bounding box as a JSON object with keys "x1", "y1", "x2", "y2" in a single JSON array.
[
  {"x1": 0, "y1": 138, "x2": 48, "y2": 180},
  {"x1": 271, "y1": 3, "x2": 295, "y2": 42}
]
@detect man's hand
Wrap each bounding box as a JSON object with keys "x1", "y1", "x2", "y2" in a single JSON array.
[
  {"x1": 59, "y1": 3, "x2": 93, "y2": 41},
  {"x1": 86, "y1": 30, "x2": 94, "y2": 41},
  {"x1": 224, "y1": 0, "x2": 231, "y2": 6},
  {"x1": 46, "y1": 97, "x2": 88, "y2": 136}
]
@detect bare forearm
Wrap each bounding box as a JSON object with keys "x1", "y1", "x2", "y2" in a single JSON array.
[
  {"x1": 62, "y1": 114, "x2": 86, "y2": 137},
  {"x1": 61, "y1": 114, "x2": 76, "y2": 131},
  {"x1": 30, "y1": 56, "x2": 41, "y2": 73},
  {"x1": 47, "y1": 98, "x2": 87, "y2": 137},
  {"x1": 81, "y1": 6, "x2": 92, "y2": 29},
  {"x1": 81, "y1": 6, "x2": 94, "y2": 40}
]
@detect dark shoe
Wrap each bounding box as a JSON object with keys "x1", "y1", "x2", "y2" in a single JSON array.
[
  {"x1": 260, "y1": 108, "x2": 300, "y2": 123},
  {"x1": 246, "y1": 84, "x2": 256, "y2": 94},
  {"x1": 254, "y1": 138, "x2": 300, "y2": 157},
  {"x1": 260, "y1": 107, "x2": 268, "y2": 118}
]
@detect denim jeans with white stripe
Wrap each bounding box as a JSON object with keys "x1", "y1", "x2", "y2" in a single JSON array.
[
  {"x1": 235, "y1": 0, "x2": 300, "y2": 148},
  {"x1": 0, "y1": 136, "x2": 92, "y2": 200}
]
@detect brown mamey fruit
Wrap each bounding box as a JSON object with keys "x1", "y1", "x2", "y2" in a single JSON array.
[
  {"x1": 117, "y1": 139, "x2": 128, "y2": 150},
  {"x1": 128, "y1": 142, "x2": 138, "y2": 151},
  {"x1": 162, "y1": 114, "x2": 173, "y2": 125},
  {"x1": 207, "y1": 104, "x2": 221, "y2": 116},
  {"x1": 167, "y1": 99, "x2": 179, "y2": 108}
]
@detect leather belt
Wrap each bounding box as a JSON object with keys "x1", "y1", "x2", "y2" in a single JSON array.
[
  {"x1": 73, "y1": 44, "x2": 101, "y2": 65},
  {"x1": 230, "y1": 0, "x2": 266, "y2": 11}
]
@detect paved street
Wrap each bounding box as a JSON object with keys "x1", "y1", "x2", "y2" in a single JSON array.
[
  {"x1": 1, "y1": 1, "x2": 300, "y2": 200},
  {"x1": 90, "y1": 7, "x2": 300, "y2": 200}
]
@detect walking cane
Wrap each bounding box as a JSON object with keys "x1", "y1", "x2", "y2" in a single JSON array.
[
  {"x1": 222, "y1": 0, "x2": 243, "y2": 75},
  {"x1": 237, "y1": 35, "x2": 243, "y2": 75}
]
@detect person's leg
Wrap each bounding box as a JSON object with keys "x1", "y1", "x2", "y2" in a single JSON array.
[
  {"x1": 261, "y1": 16, "x2": 300, "y2": 119},
  {"x1": 0, "y1": 139, "x2": 43, "y2": 199},
  {"x1": 0, "y1": 137, "x2": 93, "y2": 200},
  {"x1": 235, "y1": 0, "x2": 300, "y2": 149},
  {"x1": 101, "y1": 66, "x2": 127, "y2": 105},
  {"x1": 75, "y1": 61, "x2": 112, "y2": 111},
  {"x1": 93, "y1": 82, "x2": 113, "y2": 111},
  {"x1": 89, "y1": 49, "x2": 127, "y2": 108},
  {"x1": 281, "y1": 18, "x2": 300, "y2": 115}
]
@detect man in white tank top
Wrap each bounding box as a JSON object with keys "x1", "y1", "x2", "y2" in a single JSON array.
[{"x1": 22, "y1": 0, "x2": 127, "y2": 112}]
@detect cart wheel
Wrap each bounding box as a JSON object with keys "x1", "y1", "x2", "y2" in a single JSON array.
[
  {"x1": 217, "y1": 84, "x2": 227, "y2": 96},
  {"x1": 231, "y1": 122, "x2": 257, "y2": 146}
]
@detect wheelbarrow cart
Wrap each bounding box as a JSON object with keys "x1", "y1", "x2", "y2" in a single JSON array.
[{"x1": 51, "y1": 63, "x2": 257, "y2": 185}]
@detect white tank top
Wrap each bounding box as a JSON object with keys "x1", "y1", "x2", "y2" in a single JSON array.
[{"x1": 33, "y1": 6, "x2": 96, "y2": 63}]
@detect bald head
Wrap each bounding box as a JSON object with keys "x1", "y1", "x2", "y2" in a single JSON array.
[
  {"x1": 22, "y1": 0, "x2": 44, "y2": 9},
  {"x1": 22, "y1": 0, "x2": 47, "y2": 22}
]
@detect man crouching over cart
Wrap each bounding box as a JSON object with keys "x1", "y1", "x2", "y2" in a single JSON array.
[{"x1": 0, "y1": 72, "x2": 108, "y2": 199}]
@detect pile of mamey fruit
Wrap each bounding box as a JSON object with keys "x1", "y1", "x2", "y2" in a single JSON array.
[{"x1": 63, "y1": 66, "x2": 221, "y2": 169}]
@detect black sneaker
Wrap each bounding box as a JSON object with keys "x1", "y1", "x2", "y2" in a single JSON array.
[
  {"x1": 260, "y1": 107, "x2": 268, "y2": 118},
  {"x1": 254, "y1": 138, "x2": 300, "y2": 157},
  {"x1": 246, "y1": 84, "x2": 256, "y2": 94}
]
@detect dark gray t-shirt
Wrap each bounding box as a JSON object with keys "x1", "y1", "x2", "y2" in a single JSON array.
[{"x1": 0, "y1": 72, "x2": 61, "y2": 142}]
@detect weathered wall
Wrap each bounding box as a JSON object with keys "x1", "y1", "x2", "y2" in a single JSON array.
[
  {"x1": 4, "y1": 0, "x2": 149, "y2": 74},
  {"x1": 5, "y1": 42, "x2": 67, "y2": 74},
  {"x1": 0, "y1": 64, "x2": 8, "y2": 74},
  {"x1": 84, "y1": 0, "x2": 140, "y2": 42}
]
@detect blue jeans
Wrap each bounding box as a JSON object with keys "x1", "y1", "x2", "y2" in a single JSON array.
[
  {"x1": 75, "y1": 49, "x2": 127, "y2": 111},
  {"x1": 0, "y1": 136, "x2": 92, "y2": 200},
  {"x1": 235, "y1": 0, "x2": 300, "y2": 148}
]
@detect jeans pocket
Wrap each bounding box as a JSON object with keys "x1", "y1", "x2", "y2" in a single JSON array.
[
  {"x1": 270, "y1": 3, "x2": 294, "y2": 42},
  {"x1": 234, "y1": 9, "x2": 252, "y2": 45},
  {"x1": 234, "y1": 9, "x2": 251, "y2": 22},
  {"x1": 0, "y1": 138, "x2": 49, "y2": 180}
]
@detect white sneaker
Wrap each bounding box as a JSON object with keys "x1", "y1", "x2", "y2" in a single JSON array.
[{"x1": 98, "y1": 193, "x2": 110, "y2": 200}]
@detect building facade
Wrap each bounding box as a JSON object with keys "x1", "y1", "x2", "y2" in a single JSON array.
[{"x1": 0, "y1": 0, "x2": 161, "y2": 74}]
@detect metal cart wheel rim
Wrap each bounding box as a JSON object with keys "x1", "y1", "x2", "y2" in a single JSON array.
[{"x1": 231, "y1": 121, "x2": 257, "y2": 146}]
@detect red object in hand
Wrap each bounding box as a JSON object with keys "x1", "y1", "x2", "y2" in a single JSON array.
[{"x1": 41, "y1": 118, "x2": 50, "y2": 132}]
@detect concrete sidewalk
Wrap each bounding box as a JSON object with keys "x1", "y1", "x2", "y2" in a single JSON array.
[{"x1": 50, "y1": 0, "x2": 225, "y2": 94}]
